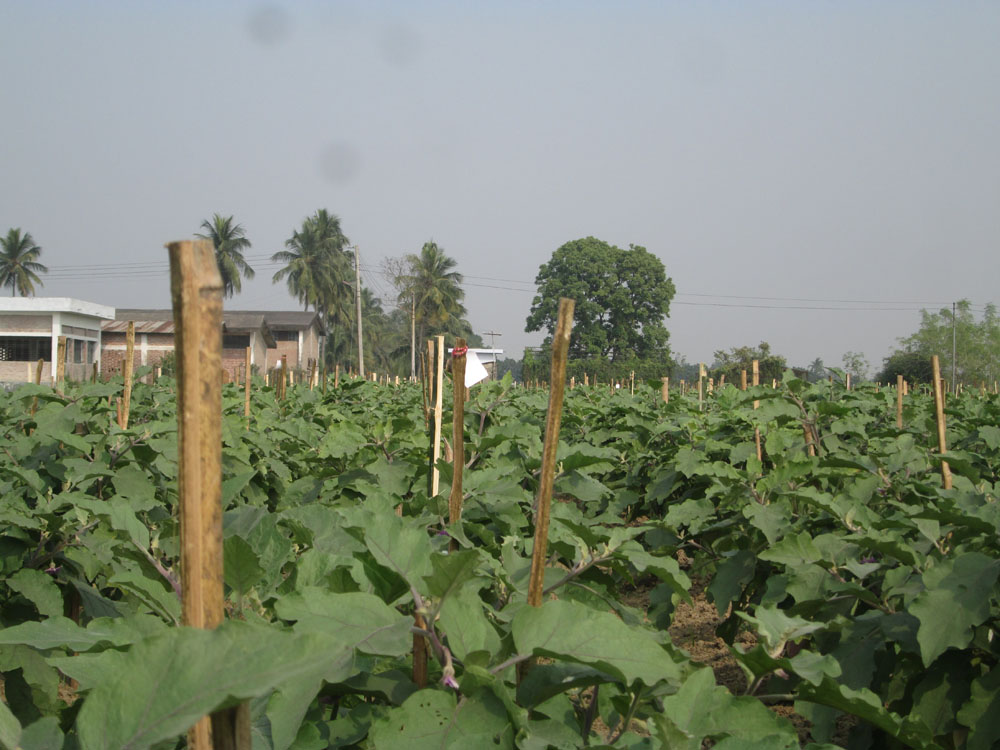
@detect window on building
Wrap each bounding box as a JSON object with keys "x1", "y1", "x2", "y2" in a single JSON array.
[
  {"x1": 73, "y1": 339, "x2": 85, "y2": 363},
  {"x1": 0, "y1": 337, "x2": 50, "y2": 362},
  {"x1": 87, "y1": 341, "x2": 96, "y2": 363},
  {"x1": 274, "y1": 330, "x2": 298, "y2": 342},
  {"x1": 223, "y1": 334, "x2": 250, "y2": 350}
]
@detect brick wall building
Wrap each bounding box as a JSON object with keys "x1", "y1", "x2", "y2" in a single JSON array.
[
  {"x1": 103, "y1": 310, "x2": 277, "y2": 379},
  {"x1": 0, "y1": 298, "x2": 113, "y2": 383}
]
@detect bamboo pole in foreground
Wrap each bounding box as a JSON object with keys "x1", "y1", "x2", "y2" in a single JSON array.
[
  {"x1": 661, "y1": 377, "x2": 669, "y2": 404},
  {"x1": 448, "y1": 338, "x2": 468, "y2": 551},
  {"x1": 430, "y1": 336, "x2": 445, "y2": 497},
  {"x1": 931, "y1": 356, "x2": 952, "y2": 490},
  {"x1": 55, "y1": 336, "x2": 66, "y2": 391},
  {"x1": 896, "y1": 374, "x2": 904, "y2": 429},
  {"x1": 121, "y1": 321, "x2": 135, "y2": 429},
  {"x1": 168, "y1": 239, "x2": 250, "y2": 750},
  {"x1": 244, "y1": 347, "x2": 252, "y2": 428},
  {"x1": 752, "y1": 360, "x2": 762, "y2": 462},
  {"x1": 527, "y1": 298, "x2": 575, "y2": 608}
]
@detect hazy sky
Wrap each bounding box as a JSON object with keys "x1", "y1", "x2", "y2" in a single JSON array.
[{"x1": 2, "y1": 1, "x2": 998, "y2": 373}]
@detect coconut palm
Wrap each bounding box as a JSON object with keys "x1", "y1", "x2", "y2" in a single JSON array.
[
  {"x1": 195, "y1": 214, "x2": 255, "y2": 297},
  {"x1": 405, "y1": 241, "x2": 467, "y2": 347},
  {"x1": 0, "y1": 228, "x2": 47, "y2": 297},
  {"x1": 272, "y1": 209, "x2": 351, "y2": 318}
]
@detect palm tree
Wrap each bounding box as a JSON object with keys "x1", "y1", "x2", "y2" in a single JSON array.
[
  {"x1": 405, "y1": 241, "x2": 467, "y2": 350},
  {"x1": 0, "y1": 228, "x2": 47, "y2": 297},
  {"x1": 195, "y1": 214, "x2": 255, "y2": 297},
  {"x1": 272, "y1": 209, "x2": 350, "y2": 310}
]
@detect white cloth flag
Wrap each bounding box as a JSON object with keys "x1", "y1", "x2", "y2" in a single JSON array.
[{"x1": 464, "y1": 350, "x2": 489, "y2": 388}]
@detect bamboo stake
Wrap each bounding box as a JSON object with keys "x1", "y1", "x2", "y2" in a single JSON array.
[
  {"x1": 92, "y1": 361, "x2": 98, "y2": 383},
  {"x1": 896, "y1": 374, "x2": 904, "y2": 429},
  {"x1": 740, "y1": 369, "x2": 747, "y2": 390},
  {"x1": 584, "y1": 373, "x2": 589, "y2": 386},
  {"x1": 752, "y1": 360, "x2": 762, "y2": 462},
  {"x1": 168, "y1": 239, "x2": 250, "y2": 749},
  {"x1": 321, "y1": 366, "x2": 327, "y2": 395},
  {"x1": 55, "y1": 336, "x2": 66, "y2": 392},
  {"x1": 661, "y1": 376, "x2": 669, "y2": 404},
  {"x1": 244, "y1": 347, "x2": 252, "y2": 428},
  {"x1": 280, "y1": 355, "x2": 288, "y2": 400},
  {"x1": 448, "y1": 339, "x2": 468, "y2": 550},
  {"x1": 931, "y1": 356, "x2": 952, "y2": 490},
  {"x1": 120, "y1": 322, "x2": 135, "y2": 429},
  {"x1": 528, "y1": 298, "x2": 575, "y2": 608},
  {"x1": 698, "y1": 363, "x2": 705, "y2": 410},
  {"x1": 846, "y1": 372, "x2": 852, "y2": 391},
  {"x1": 30, "y1": 358, "x2": 43, "y2": 417},
  {"x1": 308, "y1": 360, "x2": 315, "y2": 390},
  {"x1": 570, "y1": 376, "x2": 575, "y2": 390},
  {"x1": 430, "y1": 336, "x2": 445, "y2": 497},
  {"x1": 334, "y1": 363, "x2": 340, "y2": 388}
]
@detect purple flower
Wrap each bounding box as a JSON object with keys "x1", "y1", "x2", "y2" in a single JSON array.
[
  {"x1": 441, "y1": 672, "x2": 459, "y2": 690},
  {"x1": 860, "y1": 556, "x2": 878, "y2": 564},
  {"x1": 44, "y1": 566, "x2": 61, "y2": 576},
  {"x1": 436, "y1": 529, "x2": 450, "y2": 537}
]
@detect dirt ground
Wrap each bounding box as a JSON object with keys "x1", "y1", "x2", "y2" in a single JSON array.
[{"x1": 620, "y1": 564, "x2": 855, "y2": 747}]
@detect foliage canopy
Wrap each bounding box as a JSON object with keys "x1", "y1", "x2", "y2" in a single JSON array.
[{"x1": 526, "y1": 237, "x2": 675, "y2": 364}]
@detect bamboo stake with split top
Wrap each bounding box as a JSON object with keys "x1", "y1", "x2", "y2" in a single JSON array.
[
  {"x1": 168, "y1": 239, "x2": 250, "y2": 749},
  {"x1": 430, "y1": 336, "x2": 445, "y2": 497},
  {"x1": 123, "y1": 323, "x2": 137, "y2": 423},
  {"x1": 570, "y1": 376, "x2": 575, "y2": 390},
  {"x1": 244, "y1": 347, "x2": 252, "y2": 427},
  {"x1": 55, "y1": 336, "x2": 66, "y2": 391},
  {"x1": 931, "y1": 356, "x2": 952, "y2": 490},
  {"x1": 661, "y1": 376, "x2": 669, "y2": 404},
  {"x1": 752, "y1": 360, "x2": 762, "y2": 462},
  {"x1": 528, "y1": 298, "x2": 575, "y2": 608},
  {"x1": 448, "y1": 339, "x2": 468, "y2": 551},
  {"x1": 584, "y1": 373, "x2": 589, "y2": 386},
  {"x1": 896, "y1": 374, "x2": 904, "y2": 429}
]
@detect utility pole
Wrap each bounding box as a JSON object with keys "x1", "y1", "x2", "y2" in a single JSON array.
[
  {"x1": 354, "y1": 245, "x2": 364, "y2": 378},
  {"x1": 482, "y1": 330, "x2": 501, "y2": 378},
  {"x1": 952, "y1": 301, "x2": 957, "y2": 394}
]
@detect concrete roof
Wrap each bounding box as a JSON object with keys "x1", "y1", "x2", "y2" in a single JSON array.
[{"x1": 0, "y1": 297, "x2": 115, "y2": 319}]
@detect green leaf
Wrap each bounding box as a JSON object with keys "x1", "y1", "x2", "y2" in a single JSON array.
[
  {"x1": 6, "y1": 569, "x2": 63, "y2": 618},
  {"x1": 736, "y1": 607, "x2": 825, "y2": 654},
  {"x1": 707, "y1": 549, "x2": 755, "y2": 617},
  {"x1": 0, "y1": 615, "x2": 165, "y2": 652},
  {"x1": 362, "y1": 512, "x2": 433, "y2": 590},
  {"x1": 512, "y1": 599, "x2": 684, "y2": 687},
  {"x1": 73, "y1": 623, "x2": 354, "y2": 750},
  {"x1": 910, "y1": 552, "x2": 1000, "y2": 666},
  {"x1": 438, "y1": 586, "x2": 501, "y2": 661},
  {"x1": 111, "y1": 465, "x2": 157, "y2": 511},
  {"x1": 274, "y1": 589, "x2": 411, "y2": 656},
  {"x1": 0, "y1": 699, "x2": 21, "y2": 750},
  {"x1": 368, "y1": 689, "x2": 514, "y2": 749},
  {"x1": 652, "y1": 668, "x2": 798, "y2": 747},
  {"x1": 554, "y1": 470, "x2": 611, "y2": 503},
  {"x1": 957, "y1": 667, "x2": 1000, "y2": 750},
  {"x1": 422, "y1": 549, "x2": 482, "y2": 601},
  {"x1": 223, "y1": 535, "x2": 264, "y2": 598}
]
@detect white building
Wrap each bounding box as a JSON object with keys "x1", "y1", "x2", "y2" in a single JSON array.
[{"x1": 0, "y1": 298, "x2": 114, "y2": 383}]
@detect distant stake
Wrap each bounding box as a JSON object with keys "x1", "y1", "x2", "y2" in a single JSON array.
[
  {"x1": 740, "y1": 369, "x2": 747, "y2": 390},
  {"x1": 30, "y1": 358, "x2": 43, "y2": 417},
  {"x1": 448, "y1": 338, "x2": 468, "y2": 550},
  {"x1": 698, "y1": 363, "x2": 705, "y2": 410},
  {"x1": 661, "y1": 376, "x2": 669, "y2": 404},
  {"x1": 430, "y1": 336, "x2": 445, "y2": 497},
  {"x1": 896, "y1": 374, "x2": 904, "y2": 429},
  {"x1": 169, "y1": 239, "x2": 250, "y2": 750},
  {"x1": 334, "y1": 363, "x2": 340, "y2": 389},
  {"x1": 931, "y1": 355, "x2": 953, "y2": 490},
  {"x1": 528, "y1": 298, "x2": 575, "y2": 608},
  {"x1": 55, "y1": 336, "x2": 66, "y2": 392},
  {"x1": 280, "y1": 355, "x2": 288, "y2": 400},
  {"x1": 752, "y1": 360, "x2": 762, "y2": 462},
  {"x1": 121, "y1": 321, "x2": 135, "y2": 429},
  {"x1": 244, "y1": 347, "x2": 252, "y2": 428}
]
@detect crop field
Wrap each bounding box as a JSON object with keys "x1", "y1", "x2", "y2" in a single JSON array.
[{"x1": 1, "y1": 369, "x2": 999, "y2": 749}]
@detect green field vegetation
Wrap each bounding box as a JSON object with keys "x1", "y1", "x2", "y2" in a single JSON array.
[{"x1": 1, "y1": 370, "x2": 999, "y2": 749}]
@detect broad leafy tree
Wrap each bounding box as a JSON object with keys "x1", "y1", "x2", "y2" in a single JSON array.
[
  {"x1": 710, "y1": 342, "x2": 787, "y2": 384},
  {"x1": 879, "y1": 300, "x2": 999, "y2": 386},
  {"x1": 195, "y1": 214, "x2": 255, "y2": 298},
  {"x1": 0, "y1": 228, "x2": 47, "y2": 297},
  {"x1": 841, "y1": 351, "x2": 870, "y2": 383},
  {"x1": 526, "y1": 238, "x2": 674, "y2": 364}
]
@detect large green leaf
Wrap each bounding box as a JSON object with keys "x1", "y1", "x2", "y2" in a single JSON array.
[
  {"x1": 368, "y1": 689, "x2": 514, "y2": 749},
  {"x1": 74, "y1": 623, "x2": 354, "y2": 750},
  {"x1": 909, "y1": 552, "x2": 1000, "y2": 666},
  {"x1": 0, "y1": 615, "x2": 165, "y2": 652},
  {"x1": 273, "y1": 589, "x2": 411, "y2": 656},
  {"x1": 511, "y1": 599, "x2": 684, "y2": 687}
]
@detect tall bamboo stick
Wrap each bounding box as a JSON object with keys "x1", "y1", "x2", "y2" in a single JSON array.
[
  {"x1": 244, "y1": 347, "x2": 252, "y2": 427},
  {"x1": 931, "y1": 356, "x2": 952, "y2": 489},
  {"x1": 169, "y1": 239, "x2": 249, "y2": 749},
  {"x1": 448, "y1": 338, "x2": 468, "y2": 549},
  {"x1": 528, "y1": 298, "x2": 575, "y2": 607},
  {"x1": 430, "y1": 336, "x2": 445, "y2": 497},
  {"x1": 752, "y1": 360, "x2": 761, "y2": 462},
  {"x1": 121, "y1": 321, "x2": 135, "y2": 429},
  {"x1": 896, "y1": 374, "x2": 904, "y2": 429}
]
